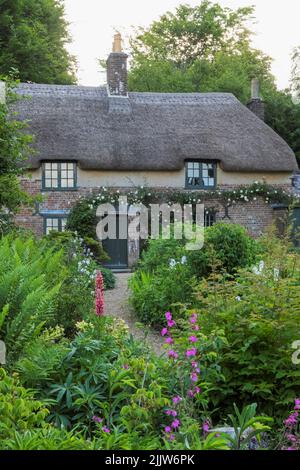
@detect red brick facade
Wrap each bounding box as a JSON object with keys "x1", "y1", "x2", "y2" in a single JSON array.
[{"x1": 15, "y1": 176, "x2": 289, "y2": 239}]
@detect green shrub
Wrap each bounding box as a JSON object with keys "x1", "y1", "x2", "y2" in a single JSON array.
[
  {"x1": 191, "y1": 237, "x2": 300, "y2": 421},
  {"x1": 0, "y1": 368, "x2": 49, "y2": 440},
  {"x1": 188, "y1": 223, "x2": 258, "y2": 278},
  {"x1": 129, "y1": 263, "x2": 196, "y2": 327}
]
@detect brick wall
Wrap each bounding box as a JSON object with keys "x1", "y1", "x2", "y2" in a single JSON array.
[{"x1": 14, "y1": 177, "x2": 288, "y2": 239}]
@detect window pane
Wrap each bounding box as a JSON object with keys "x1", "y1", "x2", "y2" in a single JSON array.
[
  {"x1": 61, "y1": 163, "x2": 67, "y2": 170},
  {"x1": 61, "y1": 179, "x2": 68, "y2": 188},
  {"x1": 51, "y1": 179, "x2": 58, "y2": 188},
  {"x1": 61, "y1": 219, "x2": 67, "y2": 231},
  {"x1": 61, "y1": 170, "x2": 67, "y2": 179},
  {"x1": 51, "y1": 163, "x2": 58, "y2": 170}
]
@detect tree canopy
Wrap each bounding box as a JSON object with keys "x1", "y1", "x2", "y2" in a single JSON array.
[
  {"x1": 128, "y1": 2, "x2": 300, "y2": 166},
  {"x1": 0, "y1": 0, "x2": 76, "y2": 84},
  {"x1": 0, "y1": 78, "x2": 33, "y2": 218}
]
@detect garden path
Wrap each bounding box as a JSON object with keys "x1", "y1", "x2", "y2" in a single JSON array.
[{"x1": 104, "y1": 273, "x2": 164, "y2": 356}]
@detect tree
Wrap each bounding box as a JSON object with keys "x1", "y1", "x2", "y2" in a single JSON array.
[
  {"x1": 291, "y1": 46, "x2": 300, "y2": 103},
  {"x1": 0, "y1": 0, "x2": 76, "y2": 84},
  {"x1": 128, "y1": 2, "x2": 299, "y2": 167},
  {"x1": 0, "y1": 78, "x2": 33, "y2": 227}
]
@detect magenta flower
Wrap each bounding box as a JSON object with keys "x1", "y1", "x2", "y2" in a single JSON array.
[
  {"x1": 164, "y1": 426, "x2": 172, "y2": 433},
  {"x1": 122, "y1": 364, "x2": 129, "y2": 370},
  {"x1": 95, "y1": 271, "x2": 105, "y2": 316},
  {"x1": 203, "y1": 421, "x2": 210, "y2": 434},
  {"x1": 294, "y1": 399, "x2": 300, "y2": 410},
  {"x1": 161, "y1": 327, "x2": 168, "y2": 337},
  {"x1": 190, "y1": 313, "x2": 197, "y2": 324},
  {"x1": 186, "y1": 348, "x2": 197, "y2": 357},
  {"x1": 165, "y1": 312, "x2": 172, "y2": 321},
  {"x1": 194, "y1": 386, "x2": 201, "y2": 394},
  {"x1": 165, "y1": 337, "x2": 173, "y2": 344},
  {"x1": 189, "y1": 335, "x2": 198, "y2": 343},
  {"x1": 172, "y1": 396, "x2": 182, "y2": 405},
  {"x1": 187, "y1": 389, "x2": 194, "y2": 398},
  {"x1": 192, "y1": 325, "x2": 200, "y2": 331},
  {"x1": 168, "y1": 350, "x2": 178, "y2": 359},
  {"x1": 169, "y1": 434, "x2": 175, "y2": 442},
  {"x1": 284, "y1": 412, "x2": 298, "y2": 428},
  {"x1": 171, "y1": 419, "x2": 180, "y2": 429},
  {"x1": 167, "y1": 319, "x2": 176, "y2": 328},
  {"x1": 102, "y1": 425, "x2": 110, "y2": 433},
  {"x1": 92, "y1": 416, "x2": 103, "y2": 424},
  {"x1": 191, "y1": 372, "x2": 198, "y2": 382}
]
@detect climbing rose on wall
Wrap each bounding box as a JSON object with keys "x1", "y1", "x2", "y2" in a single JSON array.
[{"x1": 95, "y1": 270, "x2": 105, "y2": 316}]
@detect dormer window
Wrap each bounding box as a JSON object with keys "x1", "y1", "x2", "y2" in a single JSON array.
[
  {"x1": 42, "y1": 162, "x2": 77, "y2": 190},
  {"x1": 185, "y1": 161, "x2": 216, "y2": 189}
]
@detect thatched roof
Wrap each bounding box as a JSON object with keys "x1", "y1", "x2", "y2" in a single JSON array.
[{"x1": 13, "y1": 83, "x2": 297, "y2": 173}]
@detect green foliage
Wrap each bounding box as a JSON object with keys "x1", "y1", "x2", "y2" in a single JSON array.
[
  {"x1": 188, "y1": 223, "x2": 258, "y2": 277},
  {"x1": 0, "y1": 235, "x2": 66, "y2": 363},
  {"x1": 128, "y1": 1, "x2": 300, "y2": 164},
  {"x1": 0, "y1": 79, "x2": 34, "y2": 214},
  {"x1": 192, "y1": 233, "x2": 300, "y2": 420},
  {"x1": 129, "y1": 263, "x2": 196, "y2": 327},
  {"x1": 223, "y1": 403, "x2": 272, "y2": 450},
  {"x1": 129, "y1": 223, "x2": 257, "y2": 326},
  {"x1": 0, "y1": 0, "x2": 76, "y2": 84},
  {"x1": 0, "y1": 368, "x2": 49, "y2": 439}
]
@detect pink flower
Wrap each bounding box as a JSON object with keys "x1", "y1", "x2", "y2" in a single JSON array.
[
  {"x1": 186, "y1": 348, "x2": 197, "y2": 357},
  {"x1": 194, "y1": 386, "x2": 201, "y2": 394},
  {"x1": 165, "y1": 409, "x2": 177, "y2": 417},
  {"x1": 167, "y1": 319, "x2": 176, "y2": 328},
  {"x1": 122, "y1": 364, "x2": 129, "y2": 370},
  {"x1": 164, "y1": 426, "x2": 172, "y2": 433},
  {"x1": 203, "y1": 421, "x2": 210, "y2": 434},
  {"x1": 189, "y1": 335, "x2": 198, "y2": 343},
  {"x1": 294, "y1": 399, "x2": 300, "y2": 410},
  {"x1": 165, "y1": 312, "x2": 172, "y2": 321},
  {"x1": 187, "y1": 389, "x2": 194, "y2": 398},
  {"x1": 92, "y1": 416, "x2": 103, "y2": 424},
  {"x1": 95, "y1": 271, "x2": 105, "y2": 316},
  {"x1": 172, "y1": 396, "x2": 182, "y2": 405},
  {"x1": 102, "y1": 425, "x2": 110, "y2": 433},
  {"x1": 171, "y1": 419, "x2": 180, "y2": 429},
  {"x1": 168, "y1": 350, "x2": 178, "y2": 359},
  {"x1": 191, "y1": 372, "x2": 198, "y2": 382},
  {"x1": 165, "y1": 337, "x2": 173, "y2": 344},
  {"x1": 169, "y1": 434, "x2": 175, "y2": 442},
  {"x1": 192, "y1": 325, "x2": 200, "y2": 331},
  {"x1": 190, "y1": 313, "x2": 197, "y2": 324},
  {"x1": 161, "y1": 327, "x2": 168, "y2": 337},
  {"x1": 284, "y1": 412, "x2": 298, "y2": 428}
]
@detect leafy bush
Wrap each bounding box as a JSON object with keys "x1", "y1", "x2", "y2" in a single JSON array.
[
  {"x1": 190, "y1": 235, "x2": 300, "y2": 421},
  {"x1": 188, "y1": 223, "x2": 258, "y2": 278},
  {"x1": 0, "y1": 235, "x2": 66, "y2": 363},
  {"x1": 0, "y1": 368, "x2": 49, "y2": 440},
  {"x1": 129, "y1": 263, "x2": 196, "y2": 327}
]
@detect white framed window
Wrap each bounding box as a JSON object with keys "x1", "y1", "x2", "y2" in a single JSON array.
[
  {"x1": 42, "y1": 162, "x2": 77, "y2": 190},
  {"x1": 186, "y1": 161, "x2": 216, "y2": 189}
]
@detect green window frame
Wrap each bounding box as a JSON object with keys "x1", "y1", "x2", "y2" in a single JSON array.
[
  {"x1": 185, "y1": 161, "x2": 216, "y2": 189},
  {"x1": 42, "y1": 162, "x2": 77, "y2": 190},
  {"x1": 43, "y1": 216, "x2": 67, "y2": 235}
]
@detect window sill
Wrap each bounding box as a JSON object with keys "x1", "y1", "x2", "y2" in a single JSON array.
[{"x1": 41, "y1": 187, "x2": 78, "y2": 192}]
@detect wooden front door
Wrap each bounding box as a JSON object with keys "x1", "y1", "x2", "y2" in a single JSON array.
[{"x1": 102, "y1": 215, "x2": 128, "y2": 269}]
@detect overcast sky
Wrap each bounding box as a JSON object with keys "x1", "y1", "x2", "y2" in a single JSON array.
[{"x1": 64, "y1": 0, "x2": 300, "y2": 89}]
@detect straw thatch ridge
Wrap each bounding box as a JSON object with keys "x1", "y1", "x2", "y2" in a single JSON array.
[{"x1": 13, "y1": 83, "x2": 298, "y2": 173}]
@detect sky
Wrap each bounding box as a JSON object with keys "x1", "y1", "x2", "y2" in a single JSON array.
[{"x1": 64, "y1": 0, "x2": 300, "y2": 90}]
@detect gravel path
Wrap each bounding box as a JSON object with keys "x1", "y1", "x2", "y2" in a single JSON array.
[{"x1": 104, "y1": 272, "x2": 164, "y2": 356}]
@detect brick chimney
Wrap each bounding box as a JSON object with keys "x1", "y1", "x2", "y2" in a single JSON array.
[
  {"x1": 247, "y1": 79, "x2": 265, "y2": 121},
  {"x1": 107, "y1": 33, "x2": 128, "y2": 97}
]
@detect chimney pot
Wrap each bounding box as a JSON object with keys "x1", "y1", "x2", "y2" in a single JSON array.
[{"x1": 247, "y1": 78, "x2": 265, "y2": 121}]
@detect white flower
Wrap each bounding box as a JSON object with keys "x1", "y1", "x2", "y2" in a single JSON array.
[
  {"x1": 235, "y1": 296, "x2": 241, "y2": 301},
  {"x1": 181, "y1": 256, "x2": 187, "y2": 265},
  {"x1": 274, "y1": 268, "x2": 280, "y2": 281},
  {"x1": 169, "y1": 258, "x2": 177, "y2": 268}
]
